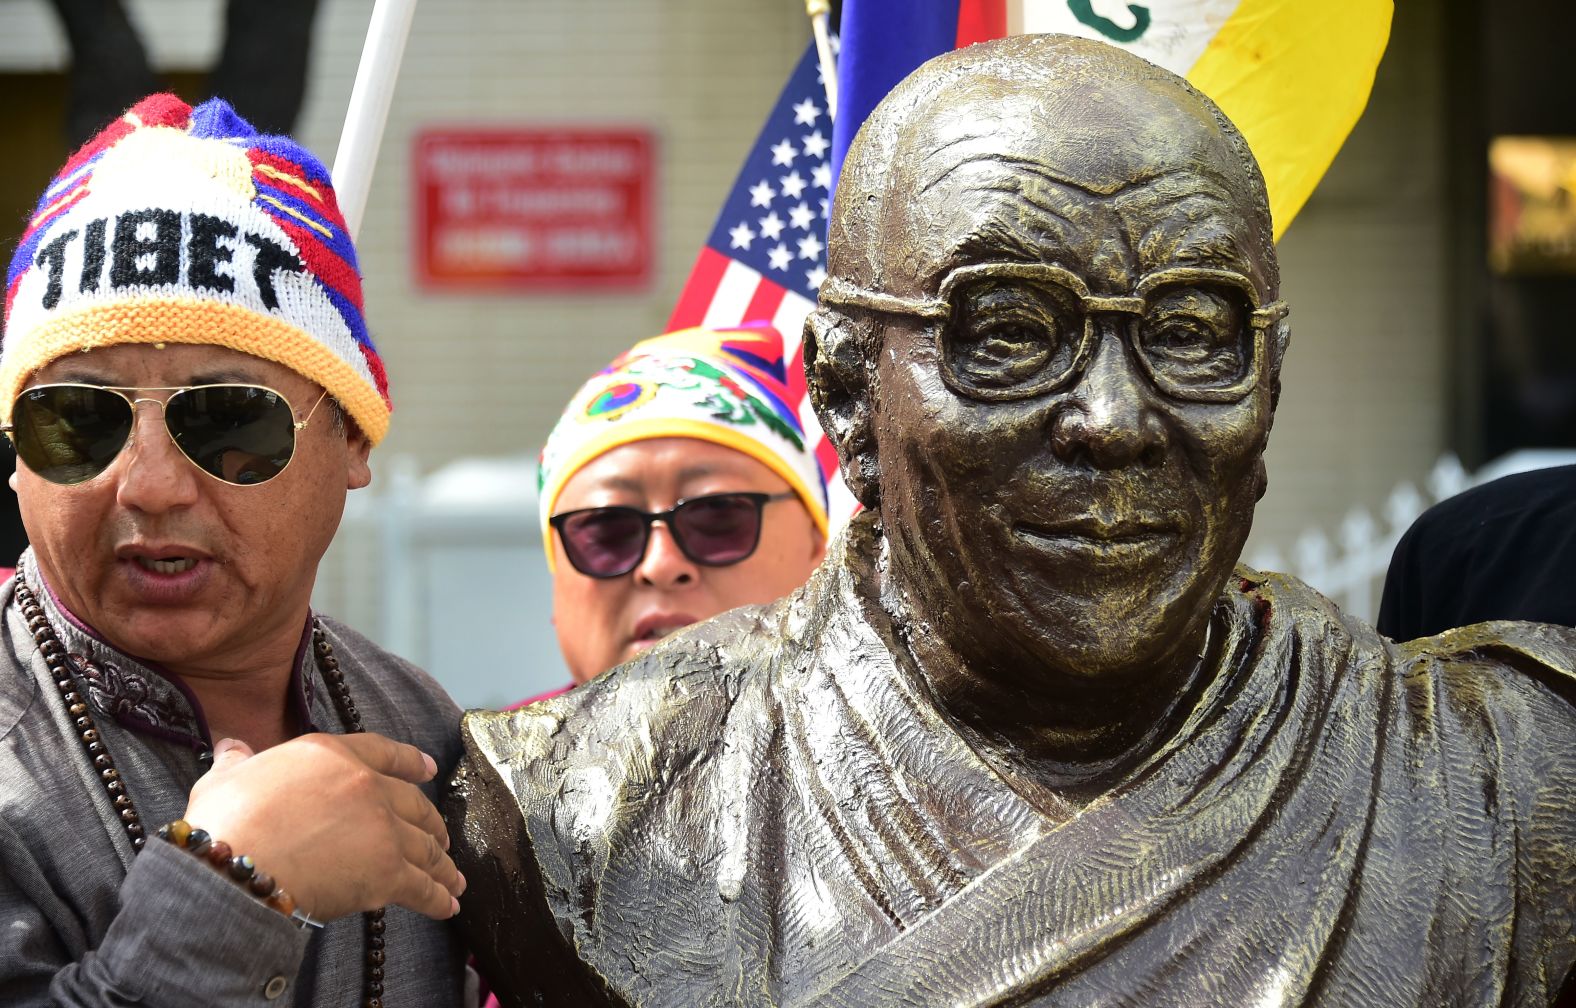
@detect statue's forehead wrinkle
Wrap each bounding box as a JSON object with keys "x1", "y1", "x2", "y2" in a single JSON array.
[
  {"x1": 904, "y1": 109, "x2": 1178, "y2": 201},
  {"x1": 946, "y1": 209, "x2": 1076, "y2": 274},
  {"x1": 1114, "y1": 180, "x2": 1265, "y2": 284},
  {"x1": 914, "y1": 150, "x2": 1169, "y2": 203},
  {"x1": 900, "y1": 160, "x2": 1262, "y2": 289}
]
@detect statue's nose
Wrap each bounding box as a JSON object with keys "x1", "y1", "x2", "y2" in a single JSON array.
[{"x1": 1047, "y1": 325, "x2": 1167, "y2": 470}]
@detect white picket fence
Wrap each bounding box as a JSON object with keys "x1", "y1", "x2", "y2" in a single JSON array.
[
  {"x1": 1244, "y1": 449, "x2": 1576, "y2": 621},
  {"x1": 316, "y1": 449, "x2": 1576, "y2": 707}
]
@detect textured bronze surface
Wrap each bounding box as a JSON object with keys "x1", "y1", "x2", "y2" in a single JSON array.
[{"x1": 448, "y1": 35, "x2": 1576, "y2": 1007}]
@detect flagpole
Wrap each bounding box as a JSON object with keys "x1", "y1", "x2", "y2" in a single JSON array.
[
  {"x1": 805, "y1": 0, "x2": 837, "y2": 116},
  {"x1": 1004, "y1": 0, "x2": 1025, "y2": 35},
  {"x1": 332, "y1": 0, "x2": 420, "y2": 240}
]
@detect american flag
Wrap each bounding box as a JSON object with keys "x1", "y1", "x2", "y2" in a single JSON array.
[{"x1": 668, "y1": 42, "x2": 858, "y2": 522}]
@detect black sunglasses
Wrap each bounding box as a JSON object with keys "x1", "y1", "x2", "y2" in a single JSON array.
[
  {"x1": 550, "y1": 491, "x2": 797, "y2": 579},
  {"x1": 2, "y1": 383, "x2": 329, "y2": 487}
]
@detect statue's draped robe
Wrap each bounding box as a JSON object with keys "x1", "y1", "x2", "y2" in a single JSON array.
[{"x1": 450, "y1": 516, "x2": 1576, "y2": 1007}]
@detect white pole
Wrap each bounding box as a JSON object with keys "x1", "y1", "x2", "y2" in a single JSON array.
[
  {"x1": 805, "y1": 0, "x2": 837, "y2": 116},
  {"x1": 1005, "y1": 0, "x2": 1025, "y2": 35},
  {"x1": 332, "y1": 0, "x2": 420, "y2": 240}
]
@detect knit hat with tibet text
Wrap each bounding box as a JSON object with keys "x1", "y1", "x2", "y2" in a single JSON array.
[{"x1": 1, "y1": 93, "x2": 391, "y2": 443}]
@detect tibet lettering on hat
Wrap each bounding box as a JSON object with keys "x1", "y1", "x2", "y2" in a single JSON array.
[{"x1": 1, "y1": 93, "x2": 391, "y2": 443}]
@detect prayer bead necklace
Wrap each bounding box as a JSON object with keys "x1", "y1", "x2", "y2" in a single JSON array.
[{"x1": 15, "y1": 574, "x2": 392, "y2": 1008}]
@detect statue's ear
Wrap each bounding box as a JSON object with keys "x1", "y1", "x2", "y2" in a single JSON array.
[
  {"x1": 1267, "y1": 317, "x2": 1291, "y2": 414},
  {"x1": 804, "y1": 308, "x2": 880, "y2": 510}
]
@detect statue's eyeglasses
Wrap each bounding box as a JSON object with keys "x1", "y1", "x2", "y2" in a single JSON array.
[{"x1": 819, "y1": 263, "x2": 1288, "y2": 404}]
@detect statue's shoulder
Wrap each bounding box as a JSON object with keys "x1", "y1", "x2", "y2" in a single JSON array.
[
  {"x1": 1393, "y1": 621, "x2": 1576, "y2": 931},
  {"x1": 1232, "y1": 565, "x2": 1576, "y2": 736},
  {"x1": 447, "y1": 580, "x2": 845, "y2": 1006},
  {"x1": 459, "y1": 538, "x2": 860, "y2": 781},
  {"x1": 462, "y1": 597, "x2": 787, "y2": 765},
  {"x1": 1398, "y1": 619, "x2": 1576, "y2": 720}
]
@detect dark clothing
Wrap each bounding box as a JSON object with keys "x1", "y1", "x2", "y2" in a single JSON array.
[
  {"x1": 1379, "y1": 465, "x2": 1576, "y2": 640},
  {"x1": 452, "y1": 515, "x2": 1576, "y2": 1008},
  {"x1": 0, "y1": 551, "x2": 468, "y2": 1006}
]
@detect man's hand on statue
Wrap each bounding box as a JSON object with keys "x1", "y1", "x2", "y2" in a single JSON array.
[{"x1": 183, "y1": 732, "x2": 466, "y2": 922}]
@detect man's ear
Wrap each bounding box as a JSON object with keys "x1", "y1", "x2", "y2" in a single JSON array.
[
  {"x1": 346, "y1": 431, "x2": 373, "y2": 491},
  {"x1": 804, "y1": 308, "x2": 880, "y2": 510}
]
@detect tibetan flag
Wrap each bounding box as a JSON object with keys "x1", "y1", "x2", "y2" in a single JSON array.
[
  {"x1": 668, "y1": 44, "x2": 859, "y2": 521},
  {"x1": 832, "y1": 0, "x2": 1392, "y2": 241}
]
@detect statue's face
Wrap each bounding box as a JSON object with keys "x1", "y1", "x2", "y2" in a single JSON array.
[{"x1": 852, "y1": 82, "x2": 1282, "y2": 683}]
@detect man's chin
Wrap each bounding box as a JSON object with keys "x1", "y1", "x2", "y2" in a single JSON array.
[{"x1": 82, "y1": 594, "x2": 247, "y2": 669}]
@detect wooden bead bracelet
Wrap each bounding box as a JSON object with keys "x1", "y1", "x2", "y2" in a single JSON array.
[{"x1": 156, "y1": 819, "x2": 323, "y2": 928}]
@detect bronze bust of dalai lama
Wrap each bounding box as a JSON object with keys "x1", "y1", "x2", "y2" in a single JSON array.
[{"x1": 448, "y1": 35, "x2": 1576, "y2": 1007}]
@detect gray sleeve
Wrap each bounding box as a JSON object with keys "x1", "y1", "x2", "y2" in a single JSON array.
[{"x1": 2, "y1": 829, "x2": 312, "y2": 1006}]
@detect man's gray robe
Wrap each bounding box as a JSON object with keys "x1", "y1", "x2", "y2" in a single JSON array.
[
  {"x1": 0, "y1": 551, "x2": 468, "y2": 1005},
  {"x1": 451, "y1": 515, "x2": 1576, "y2": 1007}
]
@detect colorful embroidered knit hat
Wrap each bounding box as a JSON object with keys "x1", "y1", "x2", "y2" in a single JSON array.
[
  {"x1": 2, "y1": 94, "x2": 391, "y2": 443},
  {"x1": 538, "y1": 322, "x2": 830, "y2": 556}
]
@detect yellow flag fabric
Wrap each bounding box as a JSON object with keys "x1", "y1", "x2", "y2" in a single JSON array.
[{"x1": 1016, "y1": 0, "x2": 1393, "y2": 240}]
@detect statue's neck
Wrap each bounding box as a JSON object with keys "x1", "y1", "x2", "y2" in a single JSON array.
[{"x1": 873, "y1": 557, "x2": 1214, "y2": 815}]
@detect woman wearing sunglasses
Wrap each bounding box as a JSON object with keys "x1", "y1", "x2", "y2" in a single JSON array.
[{"x1": 535, "y1": 323, "x2": 829, "y2": 690}]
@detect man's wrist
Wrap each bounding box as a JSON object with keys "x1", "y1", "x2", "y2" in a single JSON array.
[{"x1": 156, "y1": 819, "x2": 324, "y2": 928}]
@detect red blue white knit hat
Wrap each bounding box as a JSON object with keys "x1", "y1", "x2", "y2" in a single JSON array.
[
  {"x1": 2, "y1": 94, "x2": 391, "y2": 443},
  {"x1": 538, "y1": 322, "x2": 830, "y2": 553}
]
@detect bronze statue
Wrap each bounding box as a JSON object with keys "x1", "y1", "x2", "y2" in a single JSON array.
[{"x1": 448, "y1": 35, "x2": 1576, "y2": 1007}]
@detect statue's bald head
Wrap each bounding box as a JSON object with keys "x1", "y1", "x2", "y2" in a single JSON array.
[
  {"x1": 826, "y1": 33, "x2": 1277, "y2": 300},
  {"x1": 806, "y1": 34, "x2": 1286, "y2": 514}
]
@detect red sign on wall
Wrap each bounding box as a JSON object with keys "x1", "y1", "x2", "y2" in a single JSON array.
[{"x1": 414, "y1": 128, "x2": 654, "y2": 289}]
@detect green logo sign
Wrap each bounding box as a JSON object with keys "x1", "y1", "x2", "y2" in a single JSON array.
[{"x1": 1067, "y1": 0, "x2": 1152, "y2": 43}]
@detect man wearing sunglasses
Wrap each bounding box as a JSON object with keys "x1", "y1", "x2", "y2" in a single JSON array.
[
  {"x1": 535, "y1": 323, "x2": 828, "y2": 689},
  {"x1": 0, "y1": 96, "x2": 466, "y2": 1004},
  {"x1": 451, "y1": 35, "x2": 1576, "y2": 1008}
]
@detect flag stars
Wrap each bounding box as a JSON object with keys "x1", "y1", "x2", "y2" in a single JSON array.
[
  {"x1": 771, "y1": 139, "x2": 798, "y2": 167},
  {"x1": 793, "y1": 98, "x2": 821, "y2": 126},
  {"x1": 806, "y1": 265, "x2": 827, "y2": 290},
  {"x1": 819, "y1": 197, "x2": 829, "y2": 219},
  {"x1": 729, "y1": 222, "x2": 756, "y2": 250},
  {"x1": 797, "y1": 232, "x2": 825, "y2": 261},
  {"x1": 812, "y1": 161, "x2": 832, "y2": 190},
  {"x1": 768, "y1": 243, "x2": 793, "y2": 272},
  {"x1": 758, "y1": 211, "x2": 785, "y2": 240},
  {"x1": 780, "y1": 170, "x2": 808, "y2": 200},
  {"x1": 802, "y1": 130, "x2": 830, "y2": 159},
  {"x1": 749, "y1": 180, "x2": 776, "y2": 208},
  {"x1": 789, "y1": 201, "x2": 816, "y2": 231}
]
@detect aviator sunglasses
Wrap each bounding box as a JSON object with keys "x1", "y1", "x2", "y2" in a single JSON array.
[
  {"x1": 2, "y1": 383, "x2": 330, "y2": 487},
  {"x1": 550, "y1": 491, "x2": 797, "y2": 579}
]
